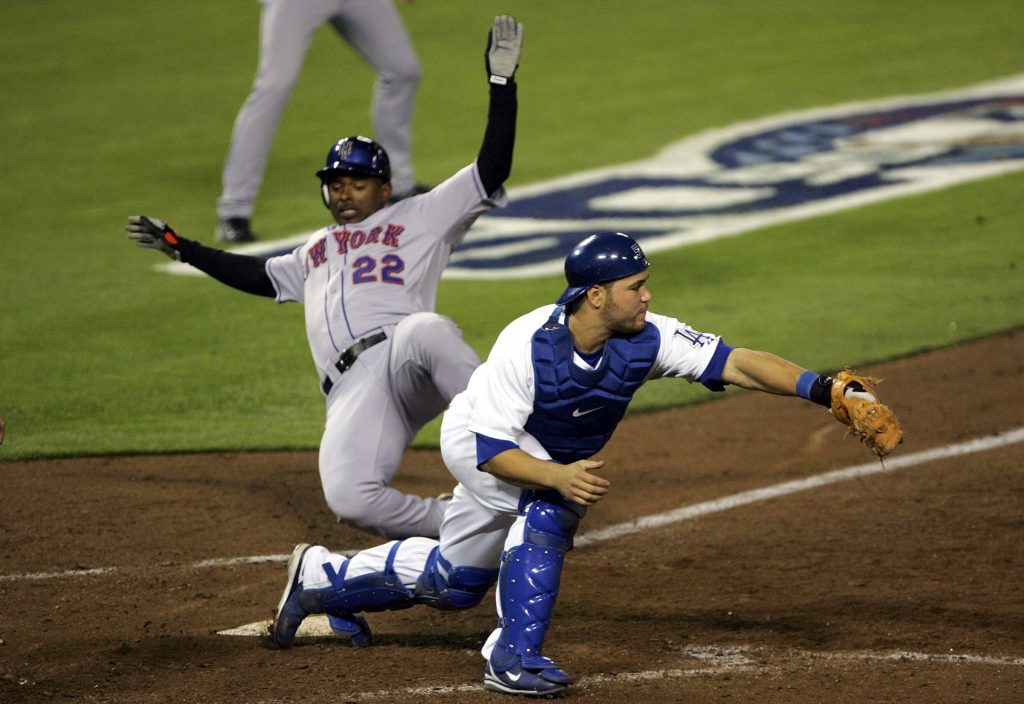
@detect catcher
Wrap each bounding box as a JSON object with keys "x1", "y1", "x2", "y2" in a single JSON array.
[{"x1": 268, "y1": 231, "x2": 902, "y2": 697}]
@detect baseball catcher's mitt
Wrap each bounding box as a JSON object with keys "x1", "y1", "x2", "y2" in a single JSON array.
[{"x1": 830, "y1": 369, "x2": 903, "y2": 457}]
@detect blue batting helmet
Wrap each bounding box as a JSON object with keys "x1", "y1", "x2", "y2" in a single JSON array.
[
  {"x1": 555, "y1": 232, "x2": 651, "y2": 305},
  {"x1": 316, "y1": 136, "x2": 391, "y2": 182}
]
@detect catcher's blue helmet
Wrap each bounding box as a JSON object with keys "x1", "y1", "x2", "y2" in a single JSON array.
[
  {"x1": 555, "y1": 232, "x2": 650, "y2": 305},
  {"x1": 316, "y1": 136, "x2": 391, "y2": 182}
]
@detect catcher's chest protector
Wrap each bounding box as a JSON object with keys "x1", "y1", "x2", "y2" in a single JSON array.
[{"x1": 525, "y1": 311, "x2": 659, "y2": 464}]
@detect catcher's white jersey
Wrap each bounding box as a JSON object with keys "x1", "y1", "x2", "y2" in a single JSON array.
[
  {"x1": 447, "y1": 304, "x2": 724, "y2": 459},
  {"x1": 416, "y1": 304, "x2": 727, "y2": 554}
]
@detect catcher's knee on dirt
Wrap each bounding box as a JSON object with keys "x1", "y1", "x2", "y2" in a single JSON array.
[{"x1": 414, "y1": 547, "x2": 499, "y2": 610}]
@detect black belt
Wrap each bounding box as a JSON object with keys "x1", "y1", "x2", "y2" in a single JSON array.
[{"x1": 321, "y1": 331, "x2": 387, "y2": 395}]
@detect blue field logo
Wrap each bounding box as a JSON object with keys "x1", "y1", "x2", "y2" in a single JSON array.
[{"x1": 164, "y1": 75, "x2": 1024, "y2": 279}]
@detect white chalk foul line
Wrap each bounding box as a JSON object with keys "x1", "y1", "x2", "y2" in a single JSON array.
[
  {"x1": 4, "y1": 426, "x2": 1023, "y2": 584},
  {"x1": 0, "y1": 566, "x2": 121, "y2": 582},
  {"x1": 576, "y1": 426, "x2": 1024, "y2": 547},
  {"x1": 193, "y1": 554, "x2": 292, "y2": 568},
  {"x1": 822, "y1": 649, "x2": 1024, "y2": 667},
  {"x1": 0, "y1": 554, "x2": 296, "y2": 583}
]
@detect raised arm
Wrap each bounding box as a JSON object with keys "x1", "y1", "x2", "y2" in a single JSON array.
[{"x1": 476, "y1": 16, "x2": 522, "y2": 195}]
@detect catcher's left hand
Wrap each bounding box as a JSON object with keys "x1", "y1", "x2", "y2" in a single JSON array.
[
  {"x1": 126, "y1": 215, "x2": 183, "y2": 261},
  {"x1": 830, "y1": 368, "x2": 903, "y2": 457}
]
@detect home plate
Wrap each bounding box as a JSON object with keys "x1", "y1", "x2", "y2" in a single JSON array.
[{"x1": 218, "y1": 614, "x2": 336, "y2": 638}]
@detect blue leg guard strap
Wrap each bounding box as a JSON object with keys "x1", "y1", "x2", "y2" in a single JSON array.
[
  {"x1": 321, "y1": 541, "x2": 415, "y2": 614},
  {"x1": 414, "y1": 547, "x2": 499, "y2": 611},
  {"x1": 320, "y1": 541, "x2": 415, "y2": 646}
]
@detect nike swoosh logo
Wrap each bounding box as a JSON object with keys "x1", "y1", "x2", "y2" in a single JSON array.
[
  {"x1": 507, "y1": 671, "x2": 523, "y2": 682},
  {"x1": 572, "y1": 406, "x2": 604, "y2": 417}
]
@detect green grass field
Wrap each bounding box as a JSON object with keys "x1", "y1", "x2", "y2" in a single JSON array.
[{"x1": 2, "y1": 1, "x2": 1022, "y2": 460}]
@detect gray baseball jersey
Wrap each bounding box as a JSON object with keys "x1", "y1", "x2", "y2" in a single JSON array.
[{"x1": 265, "y1": 164, "x2": 507, "y2": 538}]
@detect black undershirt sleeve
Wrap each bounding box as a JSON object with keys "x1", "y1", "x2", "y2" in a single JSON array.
[
  {"x1": 476, "y1": 81, "x2": 518, "y2": 196},
  {"x1": 176, "y1": 239, "x2": 276, "y2": 298}
]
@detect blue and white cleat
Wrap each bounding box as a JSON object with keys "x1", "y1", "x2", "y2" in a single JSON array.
[
  {"x1": 270, "y1": 543, "x2": 373, "y2": 648},
  {"x1": 484, "y1": 650, "x2": 572, "y2": 697},
  {"x1": 270, "y1": 543, "x2": 314, "y2": 648}
]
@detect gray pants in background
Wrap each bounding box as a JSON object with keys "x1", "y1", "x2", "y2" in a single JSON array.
[{"x1": 219, "y1": 0, "x2": 421, "y2": 220}]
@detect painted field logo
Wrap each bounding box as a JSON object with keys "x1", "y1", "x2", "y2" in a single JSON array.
[{"x1": 164, "y1": 75, "x2": 1024, "y2": 278}]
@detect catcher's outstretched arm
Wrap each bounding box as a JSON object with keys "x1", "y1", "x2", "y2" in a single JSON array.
[
  {"x1": 720, "y1": 349, "x2": 902, "y2": 457},
  {"x1": 719, "y1": 348, "x2": 809, "y2": 397}
]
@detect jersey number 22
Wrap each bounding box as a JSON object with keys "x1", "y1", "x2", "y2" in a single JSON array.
[{"x1": 352, "y1": 254, "x2": 405, "y2": 285}]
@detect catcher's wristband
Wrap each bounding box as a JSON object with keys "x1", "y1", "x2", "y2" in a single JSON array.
[{"x1": 797, "y1": 371, "x2": 834, "y2": 408}]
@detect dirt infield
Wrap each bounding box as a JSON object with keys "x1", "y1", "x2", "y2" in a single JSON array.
[{"x1": 2, "y1": 329, "x2": 1023, "y2": 703}]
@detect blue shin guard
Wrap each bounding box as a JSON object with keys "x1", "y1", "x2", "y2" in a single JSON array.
[
  {"x1": 274, "y1": 541, "x2": 497, "y2": 649},
  {"x1": 484, "y1": 493, "x2": 583, "y2": 695},
  {"x1": 320, "y1": 542, "x2": 416, "y2": 646},
  {"x1": 270, "y1": 543, "x2": 388, "y2": 649}
]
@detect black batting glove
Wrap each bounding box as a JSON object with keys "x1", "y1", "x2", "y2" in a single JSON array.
[{"x1": 126, "y1": 215, "x2": 185, "y2": 262}]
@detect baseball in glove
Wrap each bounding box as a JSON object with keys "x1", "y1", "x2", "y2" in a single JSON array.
[{"x1": 830, "y1": 368, "x2": 903, "y2": 457}]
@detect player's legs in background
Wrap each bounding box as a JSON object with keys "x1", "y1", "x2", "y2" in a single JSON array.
[
  {"x1": 218, "y1": 0, "x2": 327, "y2": 221},
  {"x1": 389, "y1": 312, "x2": 479, "y2": 429},
  {"x1": 319, "y1": 343, "x2": 446, "y2": 539},
  {"x1": 330, "y1": 0, "x2": 421, "y2": 196}
]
